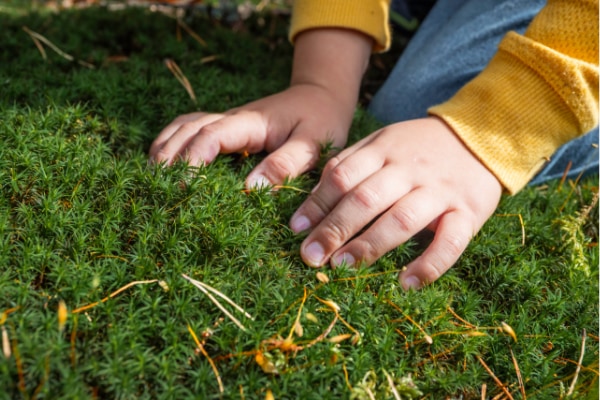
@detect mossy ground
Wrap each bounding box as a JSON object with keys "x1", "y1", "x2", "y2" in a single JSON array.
[{"x1": 0, "y1": 4, "x2": 598, "y2": 399}]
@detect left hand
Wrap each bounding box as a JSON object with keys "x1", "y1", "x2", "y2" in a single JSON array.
[{"x1": 289, "y1": 117, "x2": 503, "y2": 290}]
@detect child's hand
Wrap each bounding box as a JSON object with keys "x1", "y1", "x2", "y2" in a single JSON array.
[
  {"x1": 149, "y1": 83, "x2": 354, "y2": 188},
  {"x1": 289, "y1": 117, "x2": 503, "y2": 290},
  {"x1": 150, "y1": 28, "x2": 372, "y2": 189}
]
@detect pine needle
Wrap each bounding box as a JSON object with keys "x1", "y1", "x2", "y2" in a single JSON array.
[
  {"x1": 383, "y1": 369, "x2": 401, "y2": 400},
  {"x1": 183, "y1": 275, "x2": 254, "y2": 320},
  {"x1": 567, "y1": 328, "x2": 587, "y2": 396},
  {"x1": 22, "y1": 26, "x2": 95, "y2": 68},
  {"x1": 164, "y1": 58, "x2": 197, "y2": 104},
  {"x1": 509, "y1": 347, "x2": 526, "y2": 399},
  {"x1": 477, "y1": 355, "x2": 514, "y2": 400},
  {"x1": 558, "y1": 161, "x2": 573, "y2": 191},
  {"x1": 182, "y1": 274, "x2": 252, "y2": 332},
  {"x1": 175, "y1": 17, "x2": 207, "y2": 47}
]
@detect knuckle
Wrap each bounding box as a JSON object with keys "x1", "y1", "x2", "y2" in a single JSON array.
[
  {"x1": 389, "y1": 205, "x2": 419, "y2": 233},
  {"x1": 154, "y1": 148, "x2": 172, "y2": 162},
  {"x1": 325, "y1": 156, "x2": 342, "y2": 170},
  {"x1": 350, "y1": 238, "x2": 380, "y2": 265},
  {"x1": 441, "y1": 233, "x2": 466, "y2": 259},
  {"x1": 327, "y1": 163, "x2": 353, "y2": 193},
  {"x1": 263, "y1": 152, "x2": 297, "y2": 179},
  {"x1": 420, "y1": 260, "x2": 444, "y2": 284},
  {"x1": 421, "y1": 234, "x2": 465, "y2": 281},
  {"x1": 320, "y1": 216, "x2": 352, "y2": 245},
  {"x1": 197, "y1": 122, "x2": 221, "y2": 137},
  {"x1": 323, "y1": 156, "x2": 342, "y2": 174},
  {"x1": 350, "y1": 186, "x2": 380, "y2": 210}
]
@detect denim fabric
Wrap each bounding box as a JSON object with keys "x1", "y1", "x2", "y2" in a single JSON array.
[{"x1": 371, "y1": 0, "x2": 599, "y2": 185}]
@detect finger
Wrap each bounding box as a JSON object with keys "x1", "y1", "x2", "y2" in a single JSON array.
[
  {"x1": 399, "y1": 211, "x2": 474, "y2": 290},
  {"x1": 289, "y1": 145, "x2": 385, "y2": 234},
  {"x1": 245, "y1": 134, "x2": 320, "y2": 188},
  {"x1": 150, "y1": 113, "x2": 225, "y2": 164},
  {"x1": 299, "y1": 167, "x2": 414, "y2": 266},
  {"x1": 179, "y1": 112, "x2": 270, "y2": 166},
  {"x1": 319, "y1": 128, "x2": 382, "y2": 177},
  {"x1": 329, "y1": 187, "x2": 447, "y2": 267}
]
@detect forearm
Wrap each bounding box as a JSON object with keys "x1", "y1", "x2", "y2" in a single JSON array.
[{"x1": 290, "y1": 28, "x2": 373, "y2": 114}]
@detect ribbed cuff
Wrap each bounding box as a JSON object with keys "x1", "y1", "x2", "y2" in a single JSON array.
[
  {"x1": 429, "y1": 33, "x2": 597, "y2": 194},
  {"x1": 289, "y1": 0, "x2": 391, "y2": 53}
]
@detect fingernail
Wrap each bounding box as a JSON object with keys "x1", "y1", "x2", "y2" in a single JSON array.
[
  {"x1": 402, "y1": 275, "x2": 421, "y2": 291},
  {"x1": 332, "y1": 252, "x2": 355, "y2": 267},
  {"x1": 304, "y1": 241, "x2": 325, "y2": 266},
  {"x1": 290, "y1": 214, "x2": 311, "y2": 233},
  {"x1": 247, "y1": 174, "x2": 272, "y2": 189}
]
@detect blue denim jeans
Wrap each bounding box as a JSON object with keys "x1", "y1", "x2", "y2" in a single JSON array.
[{"x1": 370, "y1": 0, "x2": 599, "y2": 185}]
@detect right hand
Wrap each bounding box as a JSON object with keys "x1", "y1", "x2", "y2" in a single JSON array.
[
  {"x1": 150, "y1": 28, "x2": 373, "y2": 189},
  {"x1": 148, "y1": 83, "x2": 355, "y2": 189}
]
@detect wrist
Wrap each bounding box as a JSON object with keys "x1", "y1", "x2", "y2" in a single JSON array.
[{"x1": 290, "y1": 28, "x2": 372, "y2": 109}]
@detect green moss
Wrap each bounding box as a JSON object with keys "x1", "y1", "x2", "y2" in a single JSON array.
[{"x1": 0, "y1": 5, "x2": 597, "y2": 399}]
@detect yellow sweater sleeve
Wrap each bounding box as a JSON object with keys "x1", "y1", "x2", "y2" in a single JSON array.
[
  {"x1": 289, "y1": 0, "x2": 391, "y2": 52},
  {"x1": 429, "y1": 0, "x2": 599, "y2": 193}
]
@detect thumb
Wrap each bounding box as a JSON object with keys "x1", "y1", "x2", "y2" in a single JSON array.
[
  {"x1": 182, "y1": 111, "x2": 269, "y2": 166},
  {"x1": 246, "y1": 134, "x2": 325, "y2": 189}
]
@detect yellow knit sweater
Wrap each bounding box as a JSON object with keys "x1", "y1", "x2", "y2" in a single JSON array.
[{"x1": 289, "y1": 0, "x2": 599, "y2": 193}]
